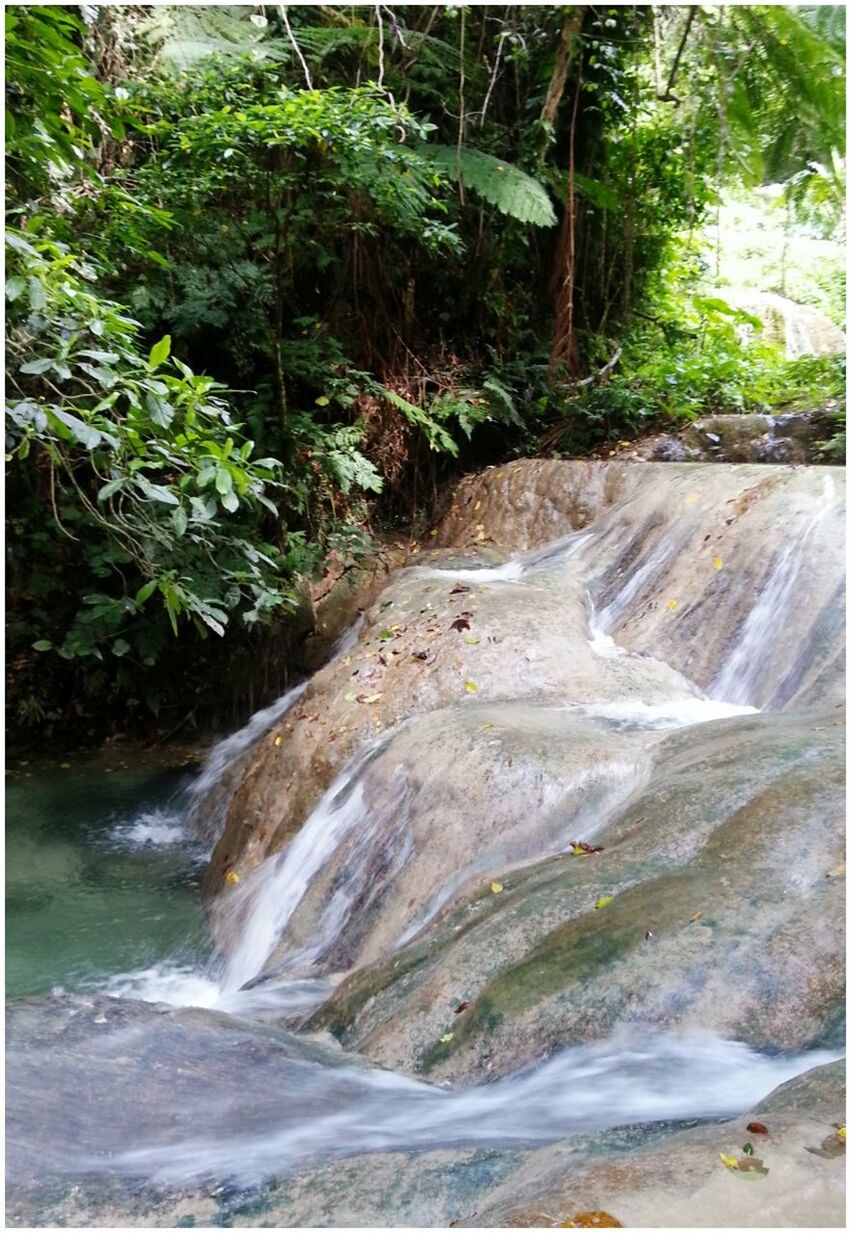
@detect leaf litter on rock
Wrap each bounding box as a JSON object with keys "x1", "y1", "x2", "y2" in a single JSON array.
[{"x1": 570, "y1": 841, "x2": 605, "y2": 856}]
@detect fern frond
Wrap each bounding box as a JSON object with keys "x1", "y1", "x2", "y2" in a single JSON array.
[{"x1": 425, "y1": 145, "x2": 557, "y2": 227}]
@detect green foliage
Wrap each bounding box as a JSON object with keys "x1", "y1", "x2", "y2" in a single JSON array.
[
  {"x1": 426, "y1": 146, "x2": 557, "y2": 227},
  {"x1": 5, "y1": 3, "x2": 846, "y2": 739},
  {"x1": 6, "y1": 229, "x2": 296, "y2": 669}
]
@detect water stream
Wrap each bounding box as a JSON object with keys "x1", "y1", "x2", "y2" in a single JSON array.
[{"x1": 6, "y1": 473, "x2": 843, "y2": 1207}]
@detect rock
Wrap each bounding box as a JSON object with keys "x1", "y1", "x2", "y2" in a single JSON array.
[
  {"x1": 309, "y1": 708, "x2": 845, "y2": 1082},
  {"x1": 202, "y1": 462, "x2": 844, "y2": 907},
  {"x1": 625, "y1": 411, "x2": 843, "y2": 467}
]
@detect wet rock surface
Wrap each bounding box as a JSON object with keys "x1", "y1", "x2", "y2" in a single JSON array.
[
  {"x1": 6, "y1": 992, "x2": 843, "y2": 1229},
  {"x1": 309, "y1": 707, "x2": 845, "y2": 1080},
  {"x1": 203, "y1": 462, "x2": 845, "y2": 907}
]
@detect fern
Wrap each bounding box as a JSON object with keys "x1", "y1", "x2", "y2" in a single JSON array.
[
  {"x1": 425, "y1": 145, "x2": 557, "y2": 228},
  {"x1": 138, "y1": 6, "x2": 284, "y2": 69}
]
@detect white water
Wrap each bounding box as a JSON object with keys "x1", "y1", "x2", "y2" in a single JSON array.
[
  {"x1": 570, "y1": 698, "x2": 758, "y2": 730},
  {"x1": 416, "y1": 529, "x2": 590, "y2": 586},
  {"x1": 103, "y1": 1030, "x2": 839, "y2": 1184},
  {"x1": 218, "y1": 748, "x2": 384, "y2": 993},
  {"x1": 711, "y1": 478, "x2": 834, "y2": 705},
  {"x1": 105, "y1": 807, "x2": 190, "y2": 850}
]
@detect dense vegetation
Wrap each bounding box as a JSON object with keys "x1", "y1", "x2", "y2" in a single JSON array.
[{"x1": 5, "y1": 4, "x2": 846, "y2": 741}]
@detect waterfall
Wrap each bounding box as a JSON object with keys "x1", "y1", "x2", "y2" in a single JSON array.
[
  {"x1": 711, "y1": 479, "x2": 833, "y2": 706},
  {"x1": 218, "y1": 745, "x2": 385, "y2": 993}
]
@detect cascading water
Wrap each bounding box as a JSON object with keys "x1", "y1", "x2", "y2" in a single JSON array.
[
  {"x1": 710, "y1": 476, "x2": 834, "y2": 706},
  {"x1": 7, "y1": 463, "x2": 844, "y2": 1225},
  {"x1": 35, "y1": 1030, "x2": 834, "y2": 1185}
]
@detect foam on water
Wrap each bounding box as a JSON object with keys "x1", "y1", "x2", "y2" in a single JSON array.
[{"x1": 106, "y1": 808, "x2": 189, "y2": 850}]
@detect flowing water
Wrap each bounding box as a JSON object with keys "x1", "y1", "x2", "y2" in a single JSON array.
[{"x1": 6, "y1": 466, "x2": 844, "y2": 1217}]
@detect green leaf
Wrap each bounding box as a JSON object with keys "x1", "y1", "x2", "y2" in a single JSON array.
[
  {"x1": 135, "y1": 580, "x2": 157, "y2": 605},
  {"x1": 19, "y1": 357, "x2": 54, "y2": 375},
  {"x1": 32, "y1": 640, "x2": 53, "y2": 651},
  {"x1": 5, "y1": 276, "x2": 25, "y2": 301},
  {"x1": 215, "y1": 467, "x2": 233, "y2": 495},
  {"x1": 27, "y1": 277, "x2": 47, "y2": 311},
  {"x1": 135, "y1": 476, "x2": 179, "y2": 505},
  {"x1": 172, "y1": 505, "x2": 188, "y2": 536},
  {"x1": 97, "y1": 478, "x2": 123, "y2": 502},
  {"x1": 47, "y1": 408, "x2": 104, "y2": 450},
  {"x1": 111, "y1": 638, "x2": 131, "y2": 657},
  {"x1": 221, "y1": 488, "x2": 239, "y2": 513},
  {"x1": 148, "y1": 335, "x2": 172, "y2": 368}
]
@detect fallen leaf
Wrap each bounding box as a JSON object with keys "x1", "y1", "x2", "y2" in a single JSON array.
[
  {"x1": 490, "y1": 881, "x2": 504, "y2": 894},
  {"x1": 667, "y1": 599, "x2": 678, "y2": 610},
  {"x1": 594, "y1": 895, "x2": 614, "y2": 910},
  {"x1": 689, "y1": 911, "x2": 704, "y2": 923},
  {"x1": 713, "y1": 556, "x2": 723, "y2": 569},
  {"x1": 464, "y1": 636, "x2": 480, "y2": 644},
  {"x1": 454, "y1": 1001, "x2": 471, "y2": 1014},
  {"x1": 225, "y1": 870, "x2": 240, "y2": 886},
  {"x1": 570, "y1": 841, "x2": 605, "y2": 856},
  {"x1": 450, "y1": 583, "x2": 470, "y2": 595},
  {"x1": 273, "y1": 735, "x2": 282, "y2": 747},
  {"x1": 412, "y1": 650, "x2": 429, "y2": 661},
  {"x1": 480, "y1": 722, "x2": 493, "y2": 731},
  {"x1": 644, "y1": 929, "x2": 654, "y2": 940},
  {"x1": 746, "y1": 1122, "x2": 768, "y2": 1135},
  {"x1": 464, "y1": 680, "x2": 478, "y2": 693},
  {"x1": 356, "y1": 693, "x2": 383, "y2": 704},
  {"x1": 826, "y1": 862, "x2": 845, "y2": 879},
  {"x1": 59, "y1": 762, "x2": 71, "y2": 769},
  {"x1": 440, "y1": 1032, "x2": 454, "y2": 1043},
  {"x1": 378, "y1": 629, "x2": 394, "y2": 642},
  {"x1": 719, "y1": 1153, "x2": 739, "y2": 1170},
  {"x1": 565, "y1": 1213, "x2": 622, "y2": 1228},
  {"x1": 837, "y1": 1125, "x2": 846, "y2": 1140},
  {"x1": 344, "y1": 691, "x2": 357, "y2": 702},
  {"x1": 429, "y1": 529, "x2": 438, "y2": 537},
  {"x1": 742, "y1": 1142, "x2": 755, "y2": 1156},
  {"x1": 451, "y1": 617, "x2": 471, "y2": 632},
  {"x1": 685, "y1": 494, "x2": 699, "y2": 504},
  {"x1": 474, "y1": 501, "x2": 481, "y2": 511}
]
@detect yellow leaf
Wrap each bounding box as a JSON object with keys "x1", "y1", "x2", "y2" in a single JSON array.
[
  {"x1": 490, "y1": 881, "x2": 504, "y2": 894},
  {"x1": 440, "y1": 1032, "x2": 454, "y2": 1043},
  {"x1": 429, "y1": 529, "x2": 438, "y2": 537},
  {"x1": 464, "y1": 636, "x2": 480, "y2": 644},
  {"x1": 464, "y1": 680, "x2": 478, "y2": 693},
  {"x1": 837, "y1": 1126, "x2": 846, "y2": 1140},
  {"x1": 225, "y1": 870, "x2": 240, "y2": 886},
  {"x1": 667, "y1": 599, "x2": 678, "y2": 610},
  {"x1": 719, "y1": 1153, "x2": 738, "y2": 1170},
  {"x1": 685, "y1": 494, "x2": 699, "y2": 504},
  {"x1": 359, "y1": 693, "x2": 383, "y2": 704},
  {"x1": 480, "y1": 722, "x2": 493, "y2": 730},
  {"x1": 273, "y1": 735, "x2": 282, "y2": 747},
  {"x1": 59, "y1": 762, "x2": 71, "y2": 769},
  {"x1": 474, "y1": 501, "x2": 481, "y2": 511},
  {"x1": 594, "y1": 895, "x2": 614, "y2": 910},
  {"x1": 713, "y1": 556, "x2": 723, "y2": 569}
]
